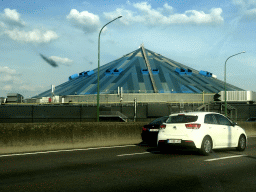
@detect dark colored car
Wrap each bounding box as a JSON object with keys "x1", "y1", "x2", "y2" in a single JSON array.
[
  {"x1": 141, "y1": 116, "x2": 169, "y2": 145},
  {"x1": 246, "y1": 117, "x2": 256, "y2": 122}
]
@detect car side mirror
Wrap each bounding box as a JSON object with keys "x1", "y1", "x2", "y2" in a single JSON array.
[{"x1": 232, "y1": 122, "x2": 237, "y2": 126}]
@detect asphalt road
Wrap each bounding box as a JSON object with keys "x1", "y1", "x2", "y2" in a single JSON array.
[{"x1": 0, "y1": 137, "x2": 255, "y2": 192}]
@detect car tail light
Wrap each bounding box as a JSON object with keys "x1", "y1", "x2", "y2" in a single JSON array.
[
  {"x1": 160, "y1": 124, "x2": 166, "y2": 129},
  {"x1": 185, "y1": 123, "x2": 201, "y2": 129},
  {"x1": 142, "y1": 127, "x2": 147, "y2": 131}
]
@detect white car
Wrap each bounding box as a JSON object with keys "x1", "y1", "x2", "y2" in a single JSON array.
[{"x1": 157, "y1": 112, "x2": 247, "y2": 156}]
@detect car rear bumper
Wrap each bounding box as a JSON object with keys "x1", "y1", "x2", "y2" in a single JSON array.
[{"x1": 158, "y1": 140, "x2": 197, "y2": 149}]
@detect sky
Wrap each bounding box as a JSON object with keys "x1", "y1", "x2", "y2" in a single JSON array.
[{"x1": 0, "y1": 0, "x2": 255, "y2": 98}]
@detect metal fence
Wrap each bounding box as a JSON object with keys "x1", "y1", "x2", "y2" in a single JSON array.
[{"x1": 1, "y1": 102, "x2": 255, "y2": 123}]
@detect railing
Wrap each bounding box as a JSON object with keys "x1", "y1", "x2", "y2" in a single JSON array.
[
  {"x1": 221, "y1": 103, "x2": 237, "y2": 122},
  {"x1": 100, "y1": 111, "x2": 129, "y2": 122}
]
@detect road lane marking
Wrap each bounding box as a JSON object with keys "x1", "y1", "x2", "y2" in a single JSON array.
[
  {"x1": 117, "y1": 152, "x2": 150, "y2": 156},
  {"x1": 0, "y1": 145, "x2": 137, "y2": 158},
  {"x1": 205, "y1": 155, "x2": 246, "y2": 161}
]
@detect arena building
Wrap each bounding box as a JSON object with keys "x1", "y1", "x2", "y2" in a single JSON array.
[{"x1": 2, "y1": 45, "x2": 255, "y2": 122}]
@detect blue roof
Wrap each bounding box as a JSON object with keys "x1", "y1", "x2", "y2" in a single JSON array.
[{"x1": 34, "y1": 46, "x2": 243, "y2": 97}]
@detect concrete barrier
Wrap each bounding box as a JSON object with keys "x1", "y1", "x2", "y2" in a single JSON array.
[
  {"x1": 0, "y1": 121, "x2": 255, "y2": 154},
  {"x1": 237, "y1": 121, "x2": 256, "y2": 137},
  {"x1": 0, "y1": 122, "x2": 145, "y2": 154}
]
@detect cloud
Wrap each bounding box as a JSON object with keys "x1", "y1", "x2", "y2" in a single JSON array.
[
  {"x1": 0, "y1": 66, "x2": 17, "y2": 75},
  {"x1": 19, "y1": 84, "x2": 38, "y2": 91},
  {"x1": 0, "y1": 21, "x2": 7, "y2": 29},
  {"x1": 3, "y1": 85, "x2": 12, "y2": 91},
  {"x1": 104, "y1": 8, "x2": 140, "y2": 25},
  {"x1": 244, "y1": 8, "x2": 256, "y2": 19},
  {"x1": 126, "y1": 1, "x2": 131, "y2": 5},
  {"x1": 4, "y1": 29, "x2": 59, "y2": 43},
  {"x1": 49, "y1": 56, "x2": 73, "y2": 66},
  {"x1": 1, "y1": 75, "x2": 17, "y2": 82},
  {"x1": 39, "y1": 54, "x2": 58, "y2": 67},
  {"x1": 0, "y1": 66, "x2": 44, "y2": 95},
  {"x1": 67, "y1": 9, "x2": 100, "y2": 33},
  {"x1": 0, "y1": 66, "x2": 21, "y2": 85},
  {"x1": 232, "y1": 0, "x2": 256, "y2": 20},
  {"x1": 2, "y1": 8, "x2": 25, "y2": 27},
  {"x1": 158, "y1": 3, "x2": 174, "y2": 15},
  {"x1": 232, "y1": 0, "x2": 256, "y2": 6},
  {"x1": 1, "y1": 83, "x2": 40, "y2": 93},
  {"x1": 82, "y1": 1, "x2": 91, "y2": 6},
  {"x1": 1, "y1": 8, "x2": 58, "y2": 43},
  {"x1": 104, "y1": 2, "x2": 223, "y2": 26}
]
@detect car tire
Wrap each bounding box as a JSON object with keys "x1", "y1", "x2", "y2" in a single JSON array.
[
  {"x1": 200, "y1": 136, "x2": 212, "y2": 156},
  {"x1": 236, "y1": 135, "x2": 246, "y2": 151}
]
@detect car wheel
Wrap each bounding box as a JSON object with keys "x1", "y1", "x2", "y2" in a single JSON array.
[
  {"x1": 200, "y1": 136, "x2": 212, "y2": 156},
  {"x1": 236, "y1": 135, "x2": 246, "y2": 151}
]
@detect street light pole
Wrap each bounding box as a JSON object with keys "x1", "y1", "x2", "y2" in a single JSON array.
[
  {"x1": 224, "y1": 51, "x2": 245, "y2": 117},
  {"x1": 97, "y1": 16, "x2": 122, "y2": 122}
]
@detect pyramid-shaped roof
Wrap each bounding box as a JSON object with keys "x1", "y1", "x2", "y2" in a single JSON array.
[{"x1": 35, "y1": 46, "x2": 243, "y2": 97}]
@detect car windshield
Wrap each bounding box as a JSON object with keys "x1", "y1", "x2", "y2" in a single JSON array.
[{"x1": 166, "y1": 115, "x2": 198, "y2": 124}]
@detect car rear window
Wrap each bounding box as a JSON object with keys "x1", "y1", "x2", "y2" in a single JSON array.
[
  {"x1": 166, "y1": 115, "x2": 198, "y2": 123},
  {"x1": 149, "y1": 116, "x2": 168, "y2": 125},
  {"x1": 247, "y1": 117, "x2": 256, "y2": 121}
]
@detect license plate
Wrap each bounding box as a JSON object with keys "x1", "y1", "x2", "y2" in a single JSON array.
[
  {"x1": 167, "y1": 139, "x2": 181, "y2": 143},
  {"x1": 149, "y1": 129, "x2": 158, "y2": 132}
]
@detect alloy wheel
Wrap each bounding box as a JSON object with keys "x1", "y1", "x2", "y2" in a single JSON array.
[{"x1": 204, "y1": 139, "x2": 211, "y2": 153}]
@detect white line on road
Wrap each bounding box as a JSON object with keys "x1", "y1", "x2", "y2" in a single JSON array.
[
  {"x1": 0, "y1": 145, "x2": 137, "y2": 158},
  {"x1": 117, "y1": 152, "x2": 150, "y2": 156},
  {"x1": 205, "y1": 155, "x2": 246, "y2": 162}
]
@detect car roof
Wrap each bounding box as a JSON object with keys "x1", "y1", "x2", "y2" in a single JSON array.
[
  {"x1": 169, "y1": 111, "x2": 220, "y2": 116},
  {"x1": 151, "y1": 116, "x2": 169, "y2": 121}
]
